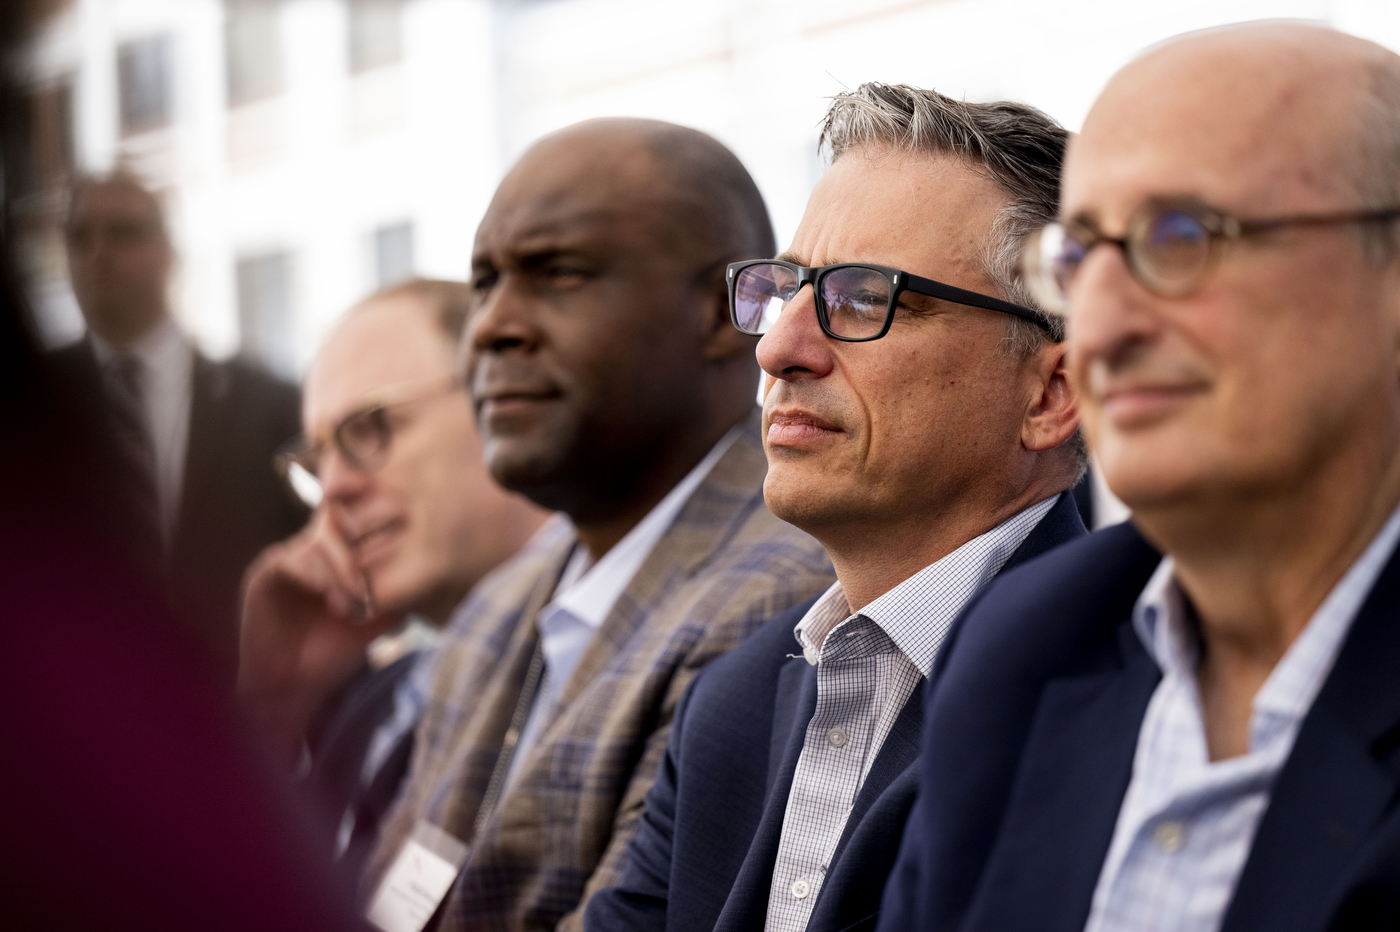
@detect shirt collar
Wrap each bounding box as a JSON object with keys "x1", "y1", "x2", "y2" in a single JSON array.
[
  {"x1": 1133, "y1": 498, "x2": 1400, "y2": 729},
  {"x1": 549, "y1": 423, "x2": 743, "y2": 630},
  {"x1": 795, "y1": 494, "x2": 1060, "y2": 677}
]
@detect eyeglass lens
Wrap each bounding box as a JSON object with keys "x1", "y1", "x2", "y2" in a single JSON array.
[
  {"x1": 335, "y1": 407, "x2": 393, "y2": 472},
  {"x1": 734, "y1": 263, "x2": 893, "y2": 339},
  {"x1": 819, "y1": 266, "x2": 893, "y2": 339},
  {"x1": 733, "y1": 263, "x2": 796, "y2": 335},
  {"x1": 1033, "y1": 205, "x2": 1220, "y2": 311}
]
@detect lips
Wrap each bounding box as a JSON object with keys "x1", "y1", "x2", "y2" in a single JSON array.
[
  {"x1": 765, "y1": 408, "x2": 843, "y2": 447},
  {"x1": 1083, "y1": 356, "x2": 1211, "y2": 429}
]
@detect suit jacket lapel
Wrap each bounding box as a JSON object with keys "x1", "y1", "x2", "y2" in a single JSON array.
[
  {"x1": 715, "y1": 659, "x2": 819, "y2": 932},
  {"x1": 174, "y1": 354, "x2": 219, "y2": 544},
  {"x1": 965, "y1": 622, "x2": 1161, "y2": 932},
  {"x1": 1222, "y1": 541, "x2": 1400, "y2": 932}
]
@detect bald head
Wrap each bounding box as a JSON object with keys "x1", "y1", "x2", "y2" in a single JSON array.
[
  {"x1": 492, "y1": 118, "x2": 774, "y2": 273},
  {"x1": 1071, "y1": 24, "x2": 1400, "y2": 225},
  {"x1": 465, "y1": 118, "x2": 770, "y2": 528},
  {"x1": 1061, "y1": 22, "x2": 1400, "y2": 537}
]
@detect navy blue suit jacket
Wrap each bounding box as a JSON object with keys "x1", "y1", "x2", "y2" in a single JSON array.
[
  {"x1": 878, "y1": 521, "x2": 1400, "y2": 932},
  {"x1": 586, "y1": 493, "x2": 1086, "y2": 932}
]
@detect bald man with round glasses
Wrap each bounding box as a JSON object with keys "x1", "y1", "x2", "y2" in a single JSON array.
[{"x1": 881, "y1": 23, "x2": 1400, "y2": 932}]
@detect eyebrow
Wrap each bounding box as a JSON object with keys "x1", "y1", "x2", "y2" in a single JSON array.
[{"x1": 774, "y1": 250, "x2": 807, "y2": 265}]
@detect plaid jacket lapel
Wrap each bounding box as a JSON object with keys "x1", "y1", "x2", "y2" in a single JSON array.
[
  {"x1": 365, "y1": 519, "x2": 576, "y2": 889},
  {"x1": 553, "y1": 415, "x2": 769, "y2": 714}
]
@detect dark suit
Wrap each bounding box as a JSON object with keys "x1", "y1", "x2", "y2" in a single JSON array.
[
  {"x1": 306, "y1": 652, "x2": 421, "y2": 884},
  {"x1": 51, "y1": 338, "x2": 306, "y2": 681},
  {"x1": 586, "y1": 493, "x2": 1086, "y2": 932},
  {"x1": 878, "y1": 521, "x2": 1400, "y2": 932}
]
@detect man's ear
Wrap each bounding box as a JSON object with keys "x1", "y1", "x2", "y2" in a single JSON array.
[
  {"x1": 1022, "y1": 340, "x2": 1080, "y2": 452},
  {"x1": 700, "y1": 267, "x2": 756, "y2": 361}
]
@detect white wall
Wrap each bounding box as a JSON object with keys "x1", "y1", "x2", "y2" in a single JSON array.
[{"x1": 22, "y1": 0, "x2": 1400, "y2": 371}]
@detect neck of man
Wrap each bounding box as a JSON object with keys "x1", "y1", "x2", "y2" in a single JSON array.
[
  {"x1": 820, "y1": 472, "x2": 1067, "y2": 614},
  {"x1": 571, "y1": 404, "x2": 749, "y2": 562},
  {"x1": 1134, "y1": 424, "x2": 1400, "y2": 759},
  {"x1": 1138, "y1": 430, "x2": 1400, "y2": 670},
  {"x1": 87, "y1": 303, "x2": 169, "y2": 349}
]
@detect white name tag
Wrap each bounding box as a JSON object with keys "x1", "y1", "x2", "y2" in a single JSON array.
[{"x1": 366, "y1": 822, "x2": 470, "y2": 932}]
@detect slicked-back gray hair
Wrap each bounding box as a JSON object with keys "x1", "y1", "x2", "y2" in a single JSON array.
[{"x1": 820, "y1": 83, "x2": 1068, "y2": 355}]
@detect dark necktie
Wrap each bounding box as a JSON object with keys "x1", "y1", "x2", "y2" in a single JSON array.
[{"x1": 106, "y1": 353, "x2": 165, "y2": 558}]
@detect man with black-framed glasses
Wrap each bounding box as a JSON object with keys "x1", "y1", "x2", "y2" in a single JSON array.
[
  {"x1": 880, "y1": 23, "x2": 1400, "y2": 932},
  {"x1": 586, "y1": 83, "x2": 1086, "y2": 932},
  {"x1": 238, "y1": 279, "x2": 548, "y2": 880}
]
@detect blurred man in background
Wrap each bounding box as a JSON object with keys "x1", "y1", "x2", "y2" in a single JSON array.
[
  {"x1": 51, "y1": 169, "x2": 305, "y2": 682},
  {"x1": 363, "y1": 118, "x2": 835, "y2": 932},
  {"x1": 880, "y1": 22, "x2": 1400, "y2": 932},
  {"x1": 239, "y1": 279, "x2": 548, "y2": 881}
]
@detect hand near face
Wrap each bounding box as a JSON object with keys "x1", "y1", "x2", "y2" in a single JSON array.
[{"x1": 238, "y1": 508, "x2": 404, "y2": 759}]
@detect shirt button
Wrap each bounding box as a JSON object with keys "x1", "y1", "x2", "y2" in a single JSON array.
[
  {"x1": 791, "y1": 879, "x2": 810, "y2": 899},
  {"x1": 826, "y1": 727, "x2": 848, "y2": 748},
  {"x1": 1154, "y1": 821, "x2": 1186, "y2": 853}
]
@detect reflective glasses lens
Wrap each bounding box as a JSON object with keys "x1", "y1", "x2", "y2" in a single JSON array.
[
  {"x1": 819, "y1": 266, "x2": 892, "y2": 339},
  {"x1": 1133, "y1": 207, "x2": 1212, "y2": 295},
  {"x1": 733, "y1": 263, "x2": 797, "y2": 334},
  {"x1": 1024, "y1": 224, "x2": 1082, "y2": 315},
  {"x1": 284, "y1": 459, "x2": 323, "y2": 508}
]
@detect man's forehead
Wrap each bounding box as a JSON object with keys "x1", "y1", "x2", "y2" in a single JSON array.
[
  {"x1": 789, "y1": 149, "x2": 1004, "y2": 277},
  {"x1": 1065, "y1": 28, "x2": 1368, "y2": 220},
  {"x1": 305, "y1": 299, "x2": 451, "y2": 428}
]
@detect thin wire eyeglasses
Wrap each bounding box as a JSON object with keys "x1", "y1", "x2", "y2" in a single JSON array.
[
  {"x1": 1023, "y1": 197, "x2": 1400, "y2": 315},
  {"x1": 273, "y1": 376, "x2": 463, "y2": 508}
]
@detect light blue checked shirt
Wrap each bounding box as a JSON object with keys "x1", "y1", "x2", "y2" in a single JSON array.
[
  {"x1": 1083, "y1": 501, "x2": 1400, "y2": 932},
  {"x1": 765, "y1": 495, "x2": 1059, "y2": 932}
]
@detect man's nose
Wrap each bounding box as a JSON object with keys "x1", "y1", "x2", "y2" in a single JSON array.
[
  {"x1": 754, "y1": 285, "x2": 836, "y2": 383},
  {"x1": 1066, "y1": 245, "x2": 1165, "y2": 372},
  {"x1": 317, "y1": 447, "x2": 373, "y2": 504},
  {"x1": 468, "y1": 276, "x2": 540, "y2": 357}
]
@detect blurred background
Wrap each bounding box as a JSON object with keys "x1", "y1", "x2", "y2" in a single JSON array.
[{"x1": 12, "y1": 0, "x2": 1400, "y2": 377}]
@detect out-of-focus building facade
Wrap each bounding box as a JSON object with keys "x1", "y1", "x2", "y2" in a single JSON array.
[{"x1": 13, "y1": 0, "x2": 1400, "y2": 374}]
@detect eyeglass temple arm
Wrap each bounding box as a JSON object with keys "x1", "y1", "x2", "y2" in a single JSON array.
[
  {"x1": 899, "y1": 270, "x2": 1053, "y2": 332},
  {"x1": 1234, "y1": 206, "x2": 1400, "y2": 236}
]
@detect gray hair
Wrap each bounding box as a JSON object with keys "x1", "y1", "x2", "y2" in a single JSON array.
[
  {"x1": 820, "y1": 83, "x2": 1086, "y2": 479},
  {"x1": 819, "y1": 83, "x2": 1068, "y2": 354}
]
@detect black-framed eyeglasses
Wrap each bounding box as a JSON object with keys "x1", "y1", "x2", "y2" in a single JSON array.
[
  {"x1": 1023, "y1": 197, "x2": 1400, "y2": 314},
  {"x1": 726, "y1": 259, "x2": 1053, "y2": 343},
  {"x1": 273, "y1": 376, "x2": 463, "y2": 508}
]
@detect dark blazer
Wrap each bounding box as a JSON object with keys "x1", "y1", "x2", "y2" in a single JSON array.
[
  {"x1": 307, "y1": 651, "x2": 421, "y2": 884},
  {"x1": 878, "y1": 520, "x2": 1400, "y2": 932},
  {"x1": 586, "y1": 493, "x2": 1086, "y2": 932},
  {"x1": 52, "y1": 339, "x2": 306, "y2": 681}
]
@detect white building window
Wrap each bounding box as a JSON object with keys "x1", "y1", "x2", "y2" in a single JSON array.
[
  {"x1": 117, "y1": 35, "x2": 173, "y2": 136},
  {"x1": 237, "y1": 251, "x2": 296, "y2": 378},
  {"x1": 225, "y1": 0, "x2": 284, "y2": 108}
]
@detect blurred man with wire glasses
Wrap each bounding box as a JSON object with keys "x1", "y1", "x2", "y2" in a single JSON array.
[
  {"x1": 587, "y1": 83, "x2": 1086, "y2": 932},
  {"x1": 239, "y1": 279, "x2": 547, "y2": 880},
  {"x1": 880, "y1": 23, "x2": 1400, "y2": 932}
]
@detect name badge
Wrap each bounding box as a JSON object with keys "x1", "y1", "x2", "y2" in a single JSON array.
[{"x1": 366, "y1": 821, "x2": 470, "y2": 932}]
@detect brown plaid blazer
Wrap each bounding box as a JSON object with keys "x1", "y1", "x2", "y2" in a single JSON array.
[{"x1": 366, "y1": 411, "x2": 834, "y2": 932}]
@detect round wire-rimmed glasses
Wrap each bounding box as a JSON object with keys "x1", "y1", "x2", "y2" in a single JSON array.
[
  {"x1": 273, "y1": 376, "x2": 463, "y2": 508},
  {"x1": 1023, "y1": 197, "x2": 1400, "y2": 315},
  {"x1": 726, "y1": 259, "x2": 1052, "y2": 343}
]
